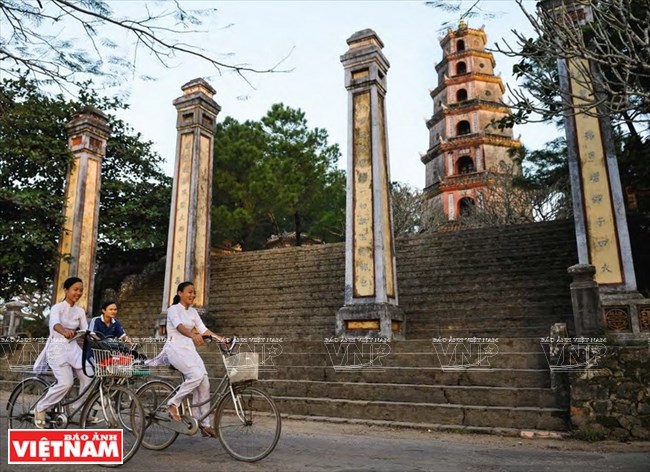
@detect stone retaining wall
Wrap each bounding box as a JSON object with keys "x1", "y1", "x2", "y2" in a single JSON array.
[{"x1": 570, "y1": 343, "x2": 650, "y2": 440}]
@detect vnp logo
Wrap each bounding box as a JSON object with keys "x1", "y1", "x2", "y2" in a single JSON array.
[
  {"x1": 236, "y1": 337, "x2": 284, "y2": 373},
  {"x1": 540, "y1": 336, "x2": 608, "y2": 372},
  {"x1": 324, "y1": 338, "x2": 391, "y2": 372},
  {"x1": 432, "y1": 337, "x2": 499, "y2": 371}
]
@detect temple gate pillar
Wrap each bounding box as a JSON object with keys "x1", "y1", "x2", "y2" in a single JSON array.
[
  {"x1": 538, "y1": 0, "x2": 649, "y2": 341},
  {"x1": 336, "y1": 29, "x2": 404, "y2": 340},
  {"x1": 161, "y1": 79, "x2": 220, "y2": 316},
  {"x1": 54, "y1": 106, "x2": 110, "y2": 312}
]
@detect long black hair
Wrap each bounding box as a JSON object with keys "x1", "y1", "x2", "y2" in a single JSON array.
[{"x1": 172, "y1": 281, "x2": 194, "y2": 305}]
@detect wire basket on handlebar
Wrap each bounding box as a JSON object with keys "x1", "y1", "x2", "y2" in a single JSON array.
[
  {"x1": 223, "y1": 351, "x2": 259, "y2": 384},
  {"x1": 91, "y1": 348, "x2": 135, "y2": 378}
]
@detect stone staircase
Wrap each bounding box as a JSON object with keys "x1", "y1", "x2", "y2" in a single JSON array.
[{"x1": 115, "y1": 219, "x2": 577, "y2": 434}]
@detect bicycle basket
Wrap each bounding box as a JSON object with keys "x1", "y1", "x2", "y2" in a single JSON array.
[
  {"x1": 92, "y1": 348, "x2": 134, "y2": 378},
  {"x1": 223, "y1": 352, "x2": 259, "y2": 384}
]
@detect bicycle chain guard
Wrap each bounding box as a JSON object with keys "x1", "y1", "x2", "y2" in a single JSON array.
[{"x1": 158, "y1": 414, "x2": 200, "y2": 436}]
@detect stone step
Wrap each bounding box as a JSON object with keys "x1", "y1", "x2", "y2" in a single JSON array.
[
  {"x1": 215, "y1": 338, "x2": 549, "y2": 352},
  {"x1": 261, "y1": 380, "x2": 564, "y2": 408},
  {"x1": 406, "y1": 327, "x2": 563, "y2": 339},
  {"x1": 207, "y1": 321, "x2": 567, "y2": 339},
  {"x1": 214, "y1": 248, "x2": 571, "y2": 270},
  {"x1": 397, "y1": 244, "x2": 572, "y2": 257},
  {"x1": 206, "y1": 320, "x2": 563, "y2": 339},
  {"x1": 212, "y1": 281, "x2": 569, "y2": 298},
  {"x1": 214, "y1": 255, "x2": 570, "y2": 276},
  {"x1": 200, "y1": 350, "x2": 549, "y2": 370},
  {"x1": 269, "y1": 396, "x2": 568, "y2": 431},
  {"x1": 208, "y1": 306, "x2": 569, "y2": 322},
  {"x1": 249, "y1": 365, "x2": 553, "y2": 388},
  {"x1": 197, "y1": 338, "x2": 552, "y2": 369}
]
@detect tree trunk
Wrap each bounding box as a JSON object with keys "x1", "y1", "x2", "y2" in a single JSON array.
[{"x1": 294, "y1": 212, "x2": 302, "y2": 246}]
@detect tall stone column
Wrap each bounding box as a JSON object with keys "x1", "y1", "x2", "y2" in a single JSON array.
[
  {"x1": 336, "y1": 29, "x2": 404, "y2": 340},
  {"x1": 161, "y1": 79, "x2": 220, "y2": 315},
  {"x1": 54, "y1": 106, "x2": 110, "y2": 312},
  {"x1": 539, "y1": 0, "x2": 648, "y2": 341}
]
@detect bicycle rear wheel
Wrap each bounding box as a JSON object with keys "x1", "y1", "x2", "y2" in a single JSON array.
[
  {"x1": 136, "y1": 380, "x2": 179, "y2": 450},
  {"x1": 80, "y1": 384, "x2": 145, "y2": 465},
  {"x1": 7, "y1": 377, "x2": 49, "y2": 429},
  {"x1": 214, "y1": 385, "x2": 281, "y2": 462}
]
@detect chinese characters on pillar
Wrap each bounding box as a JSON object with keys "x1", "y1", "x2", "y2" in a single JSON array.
[
  {"x1": 192, "y1": 135, "x2": 212, "y2": 308},
  {"x1": 168, "y1": 133, "x2": 194, "y2": 305},
  {"x1": 569, "y1": 59, "x2": 623, "y2": 284},
  {"x1": 353, "y1": 92, "x2": 375, "y2": 297}
]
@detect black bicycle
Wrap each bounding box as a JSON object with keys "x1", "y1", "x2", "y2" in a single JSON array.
[
  {"x1": 136, "y1": 336, "x2": 281, "y2": 462},
  {"x1": 6, "y1": 331, "x2": 146, "y2": 465}
]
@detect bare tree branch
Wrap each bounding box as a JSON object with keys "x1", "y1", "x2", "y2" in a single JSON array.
[
  {"x1": 491, "y1": 0, "x2": 650, "y2": 137},
  {"x1": 0, "y1": 0, "x2": 292, "y2": 90}
]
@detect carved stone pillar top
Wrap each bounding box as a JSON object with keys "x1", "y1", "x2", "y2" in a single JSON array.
[
  {"x1": 65, "y1": 106, "x2": 111, "y2": 158},
  {"x1": 341, "y1": 29, "x2": 389, "y2": 94}
]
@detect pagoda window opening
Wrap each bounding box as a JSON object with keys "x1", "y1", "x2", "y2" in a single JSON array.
[
  {"x1": 456, "y1": 61, "x2": 467, "y2": 75},
  {"x1": 456, "y1": 88, "x2": 468, "y2": 102},
  {"x1": 457, "y1": 156, "x2": 474, "y2": 174},
  {"x1": 457, "y1": 39, "x2": 465, "y2": 51},
  {"x1": 459, "y1": 197, "x2": 475, "y2": 217},
  {"x1": 456, "y1": 120, "x2": 471, "y2": 135}
]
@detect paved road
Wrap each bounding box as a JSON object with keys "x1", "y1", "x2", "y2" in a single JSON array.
[{"x1": 2, "y1": 412, "x2": 648, "y2": 472}]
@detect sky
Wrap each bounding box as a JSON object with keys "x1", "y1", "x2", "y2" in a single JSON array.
[{"x1": 111, "y1": 0, "x2": 563, "y2": 189}]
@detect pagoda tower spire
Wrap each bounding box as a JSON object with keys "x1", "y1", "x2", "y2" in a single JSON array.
[{"x1": 421, "y1": 21, "x2": 520, "y2": 221}]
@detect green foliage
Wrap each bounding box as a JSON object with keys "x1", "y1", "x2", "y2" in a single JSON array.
[
  {"x1": 0, "y1": 78, "x2": 73, "y2": 299},
  {"x1": 517, "y1": 137, "x2": 569, "y2": 187},
  {"x1": 390, "y1": 182, "x2": 423, "y2": 236},
  {"x1": 261, "y1": 104, "x2": 344, "y2": 245},
  {"x1": 0, "y1": 77, "x2": 171, "y2": 300},
  {"x1": 212, "y1": 104, "x2": 345, "y2": 249},
  {"x1": 212, "y1": 117, "x2": 273, "y2": 250},
  {"x1": 618, "y1": 134, "x2": 650, "y2": 204}
]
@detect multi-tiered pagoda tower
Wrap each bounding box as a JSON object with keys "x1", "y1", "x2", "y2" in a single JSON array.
[{"x1": 422, "y1": 20, "x2": 520, "y2": 220}]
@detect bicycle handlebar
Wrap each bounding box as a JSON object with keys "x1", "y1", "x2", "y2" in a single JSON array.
[{"x1": 202, "y1": 335, "x2": 237, "y2": 355}]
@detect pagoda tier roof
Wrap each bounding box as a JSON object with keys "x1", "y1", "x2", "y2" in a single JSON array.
[
  {"x1": 424, "y1": 172, "x2": 495, "y2": 196},
  {"x1": 430, "y1": 73, "x2": 506, "y2": 97},
  {"x1": 421, "y1": 134, "x2": 521, "y2": 164},
  {"x1": 435, "y1": 50, "x2": 495, "y2": 72},
  {"x1": 426, "y1": 100, "x2": 512, "y2": 129},
  {"x1": 439, "y1": 25, "x2": 487, "y2": 47}
]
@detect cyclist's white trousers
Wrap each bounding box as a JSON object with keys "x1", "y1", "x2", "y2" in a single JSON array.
[
  {"x1": 37, "y1": 363, "x2": 93, "y2": 413},
  {"x1": 166, "y1": 350, "x2": 211, "y2": 427}
]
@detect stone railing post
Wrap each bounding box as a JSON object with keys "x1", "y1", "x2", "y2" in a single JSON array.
[{"x1": 568, "y1": 264, "x2": 602, "y2": 336}]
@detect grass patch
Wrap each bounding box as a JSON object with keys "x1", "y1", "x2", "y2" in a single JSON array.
[{"x1": 570, "y1": 426, "x2": 606, "y2": 441}]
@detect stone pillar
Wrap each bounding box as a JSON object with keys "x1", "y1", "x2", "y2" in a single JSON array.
[
  {"x1": 538, "y1": 0, "x2": 649, "y2": 342},
  {"x1": 54, "y1": 106, "x2": 110, "y2": 312},
  {"x1": 3, "y1": 301, "x2": 26, "y2": 336},
  {"x1": 161, "y1": 79, "x2": 220, "y2": 315},
  {"x1": 568, "y1": 264, "x2": 602, "y2": 336},
  {"x1": 538, "y1": 0, "x2": 636, "y2": 292},
  {"x1": 337, "y1": 29, "x2": 404, "y2": 339}
]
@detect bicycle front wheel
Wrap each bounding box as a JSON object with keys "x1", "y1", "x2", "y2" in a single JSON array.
[
  {"x1": 7, "y1": 377, "x2": 49, "y2": 429},
  {"x1": 214, "y1": 385, "x2": 281, "y2": 462},
  {"x1": 80, "y1": 384, "x2": 145, "y2": 465}
]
